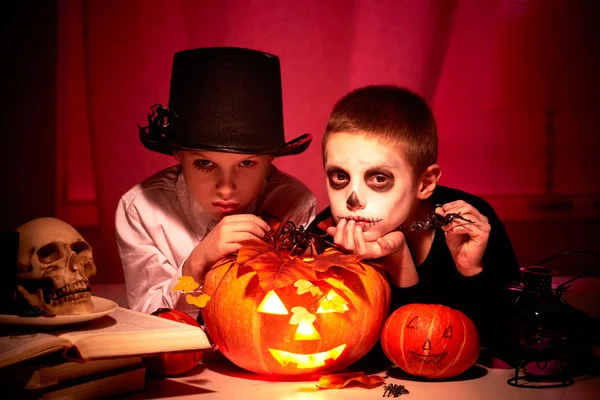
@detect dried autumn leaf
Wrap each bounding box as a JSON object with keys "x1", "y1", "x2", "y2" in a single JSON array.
[
  {"x1": 317, "y1": 372, "x2": 385, "y2": 389},
  {"x1": 186, "y1": 293, "x2": 211, "y2": 308},
  {"x1": 173, "y1": 276, "x2": 200, "y2": 293},
  {"x1": 235, "y1": 239, "x2": 271, "y2": 266},
  {"x1": 307, "y1": 248, "x2": 366, "y2": 275},
  {"x1": 294, "y1": 279, "x2": 323, "y2": 297},
  {"x1": 321, "y1": 293, "x2": 349, "y2": 313},
  {"x1": 289, "y1": 307, "x2": 316, "y2": 325},
  {"x1": 236, "y1": 240, "x2": 318, "y2": 291},
  {"x1": 323, "y1": 277, "x2": 354, "y2": 296}
]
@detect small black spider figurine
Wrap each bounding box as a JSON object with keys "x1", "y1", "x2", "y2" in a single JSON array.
[
  {"x1": 382, "y1": 383, "x2": 409, "y2": 397},
  {"x1": 144, "y1": 103, "x2": 179, "y2": 140},
  {"x1": 398, "y1": 204, "x2": 474, "y2": 232},
  {"x1": 268, "y1": 221, "x2": 316, "y2": 256}
]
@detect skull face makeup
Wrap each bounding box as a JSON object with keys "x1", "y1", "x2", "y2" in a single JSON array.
[
  {"x1": 324, "y1": 133, "x2": 419, "y2": 242},
  {"x1": 15, "y1": 218, "x2": 96, "y2": 315}
]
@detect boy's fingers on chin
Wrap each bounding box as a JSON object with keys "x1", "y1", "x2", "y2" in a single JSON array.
[{"x1": 376, "y1": 238, "x2": 389, "y2": 250}]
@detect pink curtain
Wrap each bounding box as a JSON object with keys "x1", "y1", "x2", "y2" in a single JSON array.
[{"x1": 57, "y1": 0, "x2": 600, "y2": 283}]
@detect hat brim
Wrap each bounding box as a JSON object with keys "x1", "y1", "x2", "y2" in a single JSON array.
[{"x1": 139, "y1": 127, "x2": 312, "y2": 157}]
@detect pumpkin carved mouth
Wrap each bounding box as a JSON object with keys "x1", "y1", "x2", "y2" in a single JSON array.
[
  {"x1": 409, "y1": 351, "x2": 447, "y2": 364},
  {"x1": 268, "y1": 344, "x2": 347, "y2": 369}
]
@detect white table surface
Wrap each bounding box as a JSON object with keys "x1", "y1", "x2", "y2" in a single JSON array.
[
  {"x1": 92, "y1": 283, "x2": 600, "y2": 400},
  {"x1": 124, "y1": 359, "x2": 600, "y2": 400}
]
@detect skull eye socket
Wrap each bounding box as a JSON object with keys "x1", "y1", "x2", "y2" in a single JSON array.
[
  {"x1": 37, "y1": 243, "x2": 62, "y2": 263},
  {"x1": 72, "y1": 240, "x2": 90, "y2": 254}
]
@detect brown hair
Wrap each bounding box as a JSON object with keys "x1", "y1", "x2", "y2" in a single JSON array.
[{"x1": 323, "y1": 85, "x2": 438, "y2": 178}]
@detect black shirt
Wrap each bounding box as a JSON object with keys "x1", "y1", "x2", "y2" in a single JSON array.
[{"x1": 308, "y1": 185, "x2": 521, "y2": 352}]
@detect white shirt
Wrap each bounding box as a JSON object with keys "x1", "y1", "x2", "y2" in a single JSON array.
[{"x1": 115, "y1": 164, "x2": 316, "y2": 317}]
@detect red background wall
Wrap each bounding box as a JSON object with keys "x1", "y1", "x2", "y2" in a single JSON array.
[{"x1": 2, "y1": 0, "x2": 599, "y2": 285}]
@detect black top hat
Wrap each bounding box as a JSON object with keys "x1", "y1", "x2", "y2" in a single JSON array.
[{"x1": 139, "y1": 47, "x2": 312, "y2": 156}]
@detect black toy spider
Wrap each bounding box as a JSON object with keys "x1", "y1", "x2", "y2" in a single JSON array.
[
  {"x1": 267, "y1": 221, "x2": 318, "y2": 255},
  {"x1": 398, "y1": 204, "x2": 474, "y2": 232}
]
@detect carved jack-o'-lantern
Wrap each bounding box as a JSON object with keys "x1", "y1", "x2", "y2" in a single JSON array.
[
  {"x1": 381, "y1": 304, "x2": 480, "y2": 379},
  {"x1": 182, "y1": 223, "x2": 391, "y2": 377}
]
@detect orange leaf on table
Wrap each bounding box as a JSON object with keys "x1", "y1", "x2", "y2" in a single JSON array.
[{"x1": 317, "y1": 371, "x2": 385, "y2": 389}]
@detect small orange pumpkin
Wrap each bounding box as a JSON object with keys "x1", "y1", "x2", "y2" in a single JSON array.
[
  {"x1": 189, "y1": 222, "x2": 391, "y2": 377},
  {"x1": 381, "y1": 304, "x2": 480, "y2": 379},
  {"x1": 143, "y1": 308, "x2": 204, "y2": 376}
]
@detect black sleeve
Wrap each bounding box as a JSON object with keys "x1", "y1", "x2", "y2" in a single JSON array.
[
  {"x1": 465, "y1": 199, "x2": 521, "y2": 360},
  {"x1": 390, "y1": 283, "x2": 422, "y2": 310},
  {"x1": 307, "y1": 207, "x2": 332, "y2": 236}
]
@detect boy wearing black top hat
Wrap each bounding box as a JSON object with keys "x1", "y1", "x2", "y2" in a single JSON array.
[{"x1": 116, "y1": 47, "x2": 316, "y2": 318}]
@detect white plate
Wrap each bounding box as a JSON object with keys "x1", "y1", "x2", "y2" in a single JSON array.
[{"x1": 0, "y1": 296, "x2": 119, "y2": 326}]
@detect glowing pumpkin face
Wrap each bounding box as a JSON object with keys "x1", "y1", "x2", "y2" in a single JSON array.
[
  {"x1": 196, "y1": 239, "x2": 391, "y2": 377},
  {"x1": 381, "y1": 304, "x2": 480, "y2": 379}
]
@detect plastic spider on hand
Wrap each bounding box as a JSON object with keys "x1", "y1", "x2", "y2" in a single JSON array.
[{"x1": 398, "y1": 204, "x2": 474, "y2": 232}]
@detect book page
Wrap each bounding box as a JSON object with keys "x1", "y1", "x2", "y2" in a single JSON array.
[
  {"x1": 57, "y1": 308, "x2": 211, "y2": 359},
  {"x1": 0, "y1": 333, "x2": 68, "y2": 368},
  {"x1": 1, "y1": 307, "x2": 211, "y2": 366}
]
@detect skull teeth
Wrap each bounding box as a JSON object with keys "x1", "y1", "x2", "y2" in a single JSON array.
[
  {"x1": 50, "y1": 280, "x2": 91, "y2": 301},
  {"x1": 51, "y1": 292, "x2": 91, "y2": 305}
]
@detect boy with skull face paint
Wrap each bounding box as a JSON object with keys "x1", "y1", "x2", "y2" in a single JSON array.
[{"x1": 308, "y1": 85, "x2": 520, "y2": 360}]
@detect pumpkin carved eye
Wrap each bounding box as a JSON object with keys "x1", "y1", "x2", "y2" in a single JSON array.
[
  {"x1": 443, "y1": 326, "x2": 452, "y2": 338},
  {"x1": 257, "y1": 290, "x2": 288, "y2": 315},
  {"x1": 406, "y1": 316, "x2": 419, "y2": 329}
]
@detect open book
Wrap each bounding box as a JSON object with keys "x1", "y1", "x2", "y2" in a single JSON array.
[{"x1": 0, "y1": 307, "x2": 212, "y2": 368}]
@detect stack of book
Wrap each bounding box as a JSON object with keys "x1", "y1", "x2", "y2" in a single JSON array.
[
  {"x1": 2, "y1": 355, "x2": 146, "y2": 399},
  {"x1": 0, "y1": 307, "x2": 212, "y2": 399}
]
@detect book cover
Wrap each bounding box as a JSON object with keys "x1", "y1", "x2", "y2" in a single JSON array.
[
  {"x1": 0, "y1": 354, "x2": 143, "y2": 389},
  {"x1": 7, "y1": 363, "x2": 147, "y2": 400}
]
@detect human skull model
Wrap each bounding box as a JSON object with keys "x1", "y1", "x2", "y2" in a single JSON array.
[{"x1": 16, "y1": 217, "x2": 96, "y2": 315}]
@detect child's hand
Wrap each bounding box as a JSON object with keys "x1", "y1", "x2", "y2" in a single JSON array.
[
  {"x1": 185, "y1": 214, "x2": 270, "y2": 280},
  {"x1": 326, "y1": 218, "x2": 406, "y2": 259},
  {"x1": 436, "y1": 201, "x2": 490, "y2": 276}
]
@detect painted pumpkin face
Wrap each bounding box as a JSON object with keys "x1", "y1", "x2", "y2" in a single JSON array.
[
  {"x1": 381, "y1": 304, "x2": 480, "y2": 379},
  {"x1": 196, "y1": 239, "x2": 391, "y2": 377}
]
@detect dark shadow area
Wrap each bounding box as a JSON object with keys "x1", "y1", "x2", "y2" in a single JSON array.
[
  {"x1": 0, "y1": 0, "x2": 57, "y2": 230},
  {"x1": 126, "y1": 375, "x2": 216, "y2": 399},
  {"x1": 203, "y1": 358, "x2": 323, "y2": 382},
  {"x1": 386, "y1": 364, "x2": 488, "y2": 382}
]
